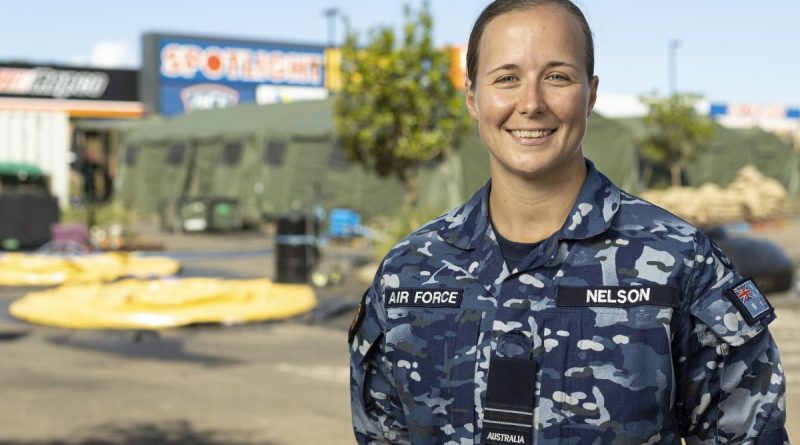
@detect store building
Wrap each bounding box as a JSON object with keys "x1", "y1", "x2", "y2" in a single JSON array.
[
  {"x1": 0, "y1": 62, "x2": 142, "y2": 206},
  {"x1": 710, "y1": 102, "x2": 800, "y2": 145}
]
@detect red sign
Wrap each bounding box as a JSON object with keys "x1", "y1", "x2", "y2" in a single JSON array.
[{"x1": 159, "y1": 43, "x2": 324, "y2": 86}]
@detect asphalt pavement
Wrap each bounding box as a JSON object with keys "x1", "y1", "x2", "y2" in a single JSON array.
[{"x1": 0, "y1": 222, "x2": 364, "y2": 445}]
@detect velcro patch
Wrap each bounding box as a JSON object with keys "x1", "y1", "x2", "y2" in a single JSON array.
[
  {"x1": 347, "y1": 289, "x2": 368, "y2": 344},
  {"x1": 482, "y1": 357, "x2": 535, "y2": 445},
  {"x1": 384, "y1": 288, "x2": 463, "y2": 308},
  {"x1": 557, "y1": 286, "x2": 679, "y2": 308},
  {"x1": 724, "y1": 278, "x2": 773, "y2": 325}
]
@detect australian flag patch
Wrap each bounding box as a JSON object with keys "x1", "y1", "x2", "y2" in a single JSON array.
[{"x1": 724, "y1": 278, "x2": 773, "y2": 325}]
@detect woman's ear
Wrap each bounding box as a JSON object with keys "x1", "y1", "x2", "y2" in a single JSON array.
[{"x1": 465, "y1": 80, "x2": 479, "y2": 120}]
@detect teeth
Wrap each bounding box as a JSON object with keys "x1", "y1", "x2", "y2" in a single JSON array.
[{"x1": 510, "y1": 129, "x2": 554, "y2": 138}]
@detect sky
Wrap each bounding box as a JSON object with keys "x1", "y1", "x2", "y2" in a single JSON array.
[{"x1": 1, "y1": 0, "x2": 798, "y2": 106}]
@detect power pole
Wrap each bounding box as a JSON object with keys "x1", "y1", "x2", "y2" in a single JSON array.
[
  {"x1": 324, "y1": 8, "x2": 340, "y2": 47},
  {"x1": 669, "y1": 39, "x2": 681, "y2": 96}
]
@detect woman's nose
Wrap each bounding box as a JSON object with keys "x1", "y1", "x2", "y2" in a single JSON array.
[{"x1": 516, "y1": 81, "x2": 548, "y2": 115}]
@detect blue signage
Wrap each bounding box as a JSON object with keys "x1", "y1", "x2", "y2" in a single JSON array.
[
  {"x1": 709, "y1": 102, "x2": 799, "y2": 120},
  {"x1": 144, "y1": 34, "x2": 326, "y2": 116},
  {"x1": 709, "y1": 103, "x2": 728, "y2": 118}
]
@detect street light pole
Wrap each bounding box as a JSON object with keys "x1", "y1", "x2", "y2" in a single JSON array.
[
  {"x1": 324, "y1": 8, "x2": 340, "y2": 47},
  {"x1": 669, "y1": 39, "x2": 681, "y2": 96}
]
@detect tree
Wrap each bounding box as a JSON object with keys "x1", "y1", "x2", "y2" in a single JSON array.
[
  {"x1": 640, "y1": 93, "x2": 715, "y2": 188},
  {"x1": 334, "y1": 2, "x2": 471, "y2": 210}
]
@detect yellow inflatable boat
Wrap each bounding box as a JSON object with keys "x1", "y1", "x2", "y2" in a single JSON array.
[{"x1": 9, "y1": 278, "x2": 317, "y2": 329}]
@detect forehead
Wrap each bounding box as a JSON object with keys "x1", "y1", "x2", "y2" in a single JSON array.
[{"x1": 478, "y1": 5, "x2": 586, "y2": 68}]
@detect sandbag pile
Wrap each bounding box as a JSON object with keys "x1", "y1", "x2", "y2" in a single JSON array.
[
  {"x1": 729, "y1": 165, "x2": 789, "y2": 221},
  {"x1": 641, "y1": 165, "x2": 789, "y2": 226}
]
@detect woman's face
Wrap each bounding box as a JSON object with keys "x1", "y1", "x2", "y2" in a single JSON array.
[{"x1": 466, "y1": 5, "x2": 599, "y2": 181}]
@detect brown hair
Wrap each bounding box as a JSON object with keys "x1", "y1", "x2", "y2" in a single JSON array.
[{"x1": 466, "y1": 0, "x2": 594, "y2": 89}]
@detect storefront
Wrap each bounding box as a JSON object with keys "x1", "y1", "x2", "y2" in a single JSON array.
[
  {"x1": 0, "y1": 63, "x2": 143, "y2": 206},
  {"x1": 710, "y1": 102, "x2": 800, "y2": 146}
]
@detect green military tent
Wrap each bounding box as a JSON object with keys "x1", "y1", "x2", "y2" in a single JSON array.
[
  {"x1": 119, "y1": 100, "x2": 407, "y2": 226},
  {"x1": 584, "y1": 113, "x2": 640, "y2": 191},
  {"x1": 117, "y1": 98, "x2": 643, "y2": 226},
  {"x1": 617, "y1": 117, "x2": 799, "y2": 192}
]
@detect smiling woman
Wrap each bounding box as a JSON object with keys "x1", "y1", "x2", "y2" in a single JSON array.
[
  {"x1": 348, "y1": 1, "x2": 789, "y2": 444},
  {"x1": 465, "y1": 4, "x2": 598, "y2": 243}
]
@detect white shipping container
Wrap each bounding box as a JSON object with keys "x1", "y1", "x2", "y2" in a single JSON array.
[{"x1": 0, "y1": 110, "x2": 71, "y2": 207}]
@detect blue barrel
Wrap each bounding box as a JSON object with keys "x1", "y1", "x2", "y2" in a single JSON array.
[{"x1": 329, "y1": 208, "x2": 361, "y2": 238}]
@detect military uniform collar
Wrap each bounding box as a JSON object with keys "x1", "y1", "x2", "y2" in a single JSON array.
[{"x1": 437, "y1": 159, "x2": 621, "y2": 250}]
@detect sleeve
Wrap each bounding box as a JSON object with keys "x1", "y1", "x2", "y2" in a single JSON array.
[
  {"x1": 678, "y1": 231, "x2": 788, "y2": 444},
  {"x1": 349, "y1": 283, "x2": 411, "y2": 445}
]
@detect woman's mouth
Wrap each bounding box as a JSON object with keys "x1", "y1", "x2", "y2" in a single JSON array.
[
  {"x1": 508, "y1": 128, "x2": 556, "y2": 144},
  {"x1": 509, "y1": 129, "x2": 555, "y2": 138}
]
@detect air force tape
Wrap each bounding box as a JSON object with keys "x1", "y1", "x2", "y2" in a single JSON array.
[{"x1": 384, "y1": 288, "x2": 463, "y2": 308}]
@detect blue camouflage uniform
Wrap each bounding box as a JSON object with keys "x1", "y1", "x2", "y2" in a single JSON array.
[{"x1": 349, "y1": 160, "x2": 788, "y2": 444}]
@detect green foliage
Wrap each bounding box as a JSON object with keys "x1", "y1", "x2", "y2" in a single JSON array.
[
  {"x1": 335, "y1": 2, "x2": 471, "y2": 208},
  {"x1": 640, "y1": 93, "x2": 715, "y2": 187},
  {"x1": 370, "y1": 206, "x2": 444, "y2": 259},
  {"x1": 62, "y1": 202, "x2": 131, "y2": 228}
]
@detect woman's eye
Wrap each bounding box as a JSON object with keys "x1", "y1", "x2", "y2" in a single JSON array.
[
  {"x1": 496, "y1": 75, "x2": 517, "y2": 84},
  {"x1": 546, "y1": 73, "x2": 570, "y2": 81}
]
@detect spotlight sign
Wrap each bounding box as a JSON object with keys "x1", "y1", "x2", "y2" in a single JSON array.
[{"x1": 141, "y1": 33, "x2": 327, "y2": 116}]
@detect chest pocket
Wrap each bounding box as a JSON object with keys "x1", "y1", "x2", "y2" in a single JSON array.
[
  {"x1": 537, "y1": 305, "x2": 675, "y2": 442},
  {"x1": 385, "y1": 308, "x2": 481, "y2": 445}
]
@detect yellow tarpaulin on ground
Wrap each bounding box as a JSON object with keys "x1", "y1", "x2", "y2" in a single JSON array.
[
  {"x1": 9, "y1": 278, "x2": 317, "y2": 329},
  {"x1": 0, "y1": 252, "x2": 181, "y2": 286}
]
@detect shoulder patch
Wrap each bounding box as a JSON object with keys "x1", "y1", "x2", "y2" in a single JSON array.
[
  {"x1": 724, "y1": 278, "x2": 773, "y2": 325},
  {"x1": 348, "y1": 289, "x2": 368, "y2": 344}
]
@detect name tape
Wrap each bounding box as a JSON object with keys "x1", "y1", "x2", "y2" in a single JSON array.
[
  {"x1": 557, "y1": 286, "x2": 678, "y2": 308},
  {"x1": 384, "y1": 288, "x2": 463, "y2": 308}
]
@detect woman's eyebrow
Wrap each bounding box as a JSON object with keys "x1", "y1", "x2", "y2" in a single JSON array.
[
  {"x1": 486, "y1": 61, "x2": 581, "y2": 76},
  {"x1": 485, "y1": 63, "x2": 519, "y2": 75},
  {"x1": 543, "y1": 60, "x2": 581, "y2": 71}
]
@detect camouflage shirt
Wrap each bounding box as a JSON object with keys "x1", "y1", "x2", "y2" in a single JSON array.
[{"x1": 350, "y1": 160, "x2": 788, "y2": 445}]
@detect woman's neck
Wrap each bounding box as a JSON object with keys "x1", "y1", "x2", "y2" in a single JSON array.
[{"x1": 489, "y1": 156, "x2": 587, "y2": 243}]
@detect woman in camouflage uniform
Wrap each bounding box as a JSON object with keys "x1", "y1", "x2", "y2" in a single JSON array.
[{"x1": 350, "y1": 1, "x2": 788, "y2": 443}]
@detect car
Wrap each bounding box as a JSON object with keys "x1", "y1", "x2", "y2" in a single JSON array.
[
  {"x1": 705, "y1": 226, "x2": 795, "y2": 294},
  {"x1": 0, "y1": 162, "x2": 59, "y2": 250}
]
